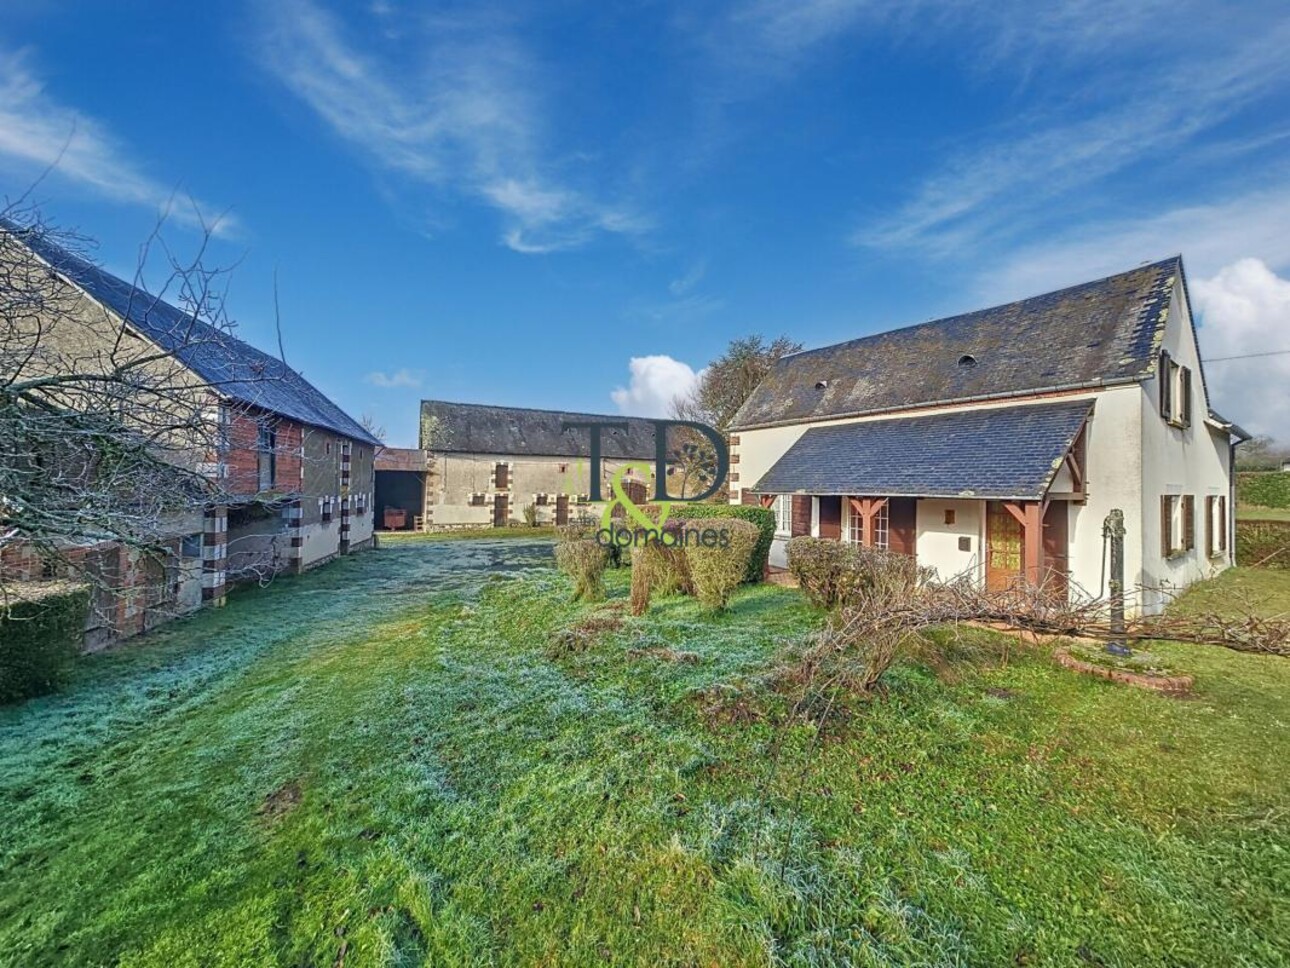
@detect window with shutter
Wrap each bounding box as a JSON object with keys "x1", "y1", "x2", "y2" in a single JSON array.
[
  {"x1": 1182, "y1": 495, "x2": 1195, "y2": 551},
  {"x1": 495, "y1": 463, "x2": 509, "y2": 489},
  {"x1": 1180, "y1": 367, "x2": 1193, "y2": 428},
  {"x1": 1160, "y1": 495, "x2": 1173, "y2": 556},
  {"x1": 1219, "y1": 496, "x2": 1228, "y2": 552},
  {"x1": 1159, "y1": 351, "x2": 1173, "y2": 421},
  {"x1": 1205, "y1": 495, "x2": 1216, "y2": 557}
]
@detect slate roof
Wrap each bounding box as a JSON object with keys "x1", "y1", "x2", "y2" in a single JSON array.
[
  {"x1": 750, "y1": 400, "x2": 1092, "y2": 500},
  {"x1": 4, "y1": 220, "x2": 381, "y2": 446},
  {"x1": 731, "y1": 258, "x2": 1181, "y2": 431},
  {"x1": 374, "y1": 447, "x2": 429, "y2": 472},
  {"x1": 420, "y1": 400, "x2": 658, "y2": 459}
]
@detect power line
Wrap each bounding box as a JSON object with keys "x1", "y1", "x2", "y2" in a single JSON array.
[{"x1": 1201, "y1": 349, "x2": 1290, "y2": 363}]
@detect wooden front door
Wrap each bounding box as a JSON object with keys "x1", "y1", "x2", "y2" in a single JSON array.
[
  {"x1": 493, "y1": 493, "x2": 508, "y2": 527},
  {"x1": 986, "y1": 502, "x2": 1023, "y2": 592},
  {"x1": 555, "y1": 494, "x2": 569, "y2": 526}
]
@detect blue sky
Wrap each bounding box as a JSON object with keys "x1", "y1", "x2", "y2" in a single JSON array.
[{"x1": 3, "y1": 0, "x2": 1289, "y2": 445}]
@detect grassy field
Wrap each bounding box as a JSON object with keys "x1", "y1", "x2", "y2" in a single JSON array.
[
  {"x1": 1238, "y1": 505, "x2": 1290, "y2": 522},
  {"x1": 380, "y1": 526, "x2": 560, "y2": 541},
  {"x1": 1, "y1": 548, "x2": 1287, "y2": 966}
]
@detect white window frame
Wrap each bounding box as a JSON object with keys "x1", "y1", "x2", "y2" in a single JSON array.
[
  {"x1": 845, "y1": 500, "x2": 888, "y2": 549},
  {"x1": 774, "y1": 494, "x2": 792, "y2": 536}
]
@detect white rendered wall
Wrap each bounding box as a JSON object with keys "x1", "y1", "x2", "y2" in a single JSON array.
[
  {"x1": 1136, "y1": 286, "x2": 1235, "y2": 612},
  {"x1": 914, "y1": 498, "x2": 983, "y2": 583}
]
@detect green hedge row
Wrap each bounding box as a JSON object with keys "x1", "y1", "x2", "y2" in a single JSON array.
[
  {"x1": 1238, "y1": 471, "x2": 1290, "y2": 509},
  {"x1": 1236, "y1": 520, "x2": 1290, "y2": 569},
  {"x1": 639, "y1": 504, "x2": 775, "y2": 583},
  {"x1": 1, "y1": 584, "x2": 90, "y2": 704}
]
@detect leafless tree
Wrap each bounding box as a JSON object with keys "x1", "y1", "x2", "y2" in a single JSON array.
[{"x1": 0, "y1": 199, "x2": 282, "y2": 611}]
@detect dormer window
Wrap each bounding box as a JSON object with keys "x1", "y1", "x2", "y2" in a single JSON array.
[
  {"x1": 815, "y1": 380, "x2": 830, "y2": 389},
  {"x1": 958, "y1": 354, "x2": 978, "y2": 368}
]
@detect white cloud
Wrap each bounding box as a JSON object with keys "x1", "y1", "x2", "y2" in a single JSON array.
[
  {"x1": 610, "y1": 355, "x2": 704, "y2": 418},
  {"x1": 258, "y1": 0, "x2": 644, "y2": 253},
  {"x1": 1192, "y1": 259, "x2": 1290, "y2": 439},
  {"x1": 365, "y1": 368, "x2": 422, "y2": 389},
  {"x1": 0, "y1": 48, "x2": 235, "y2": 235}
]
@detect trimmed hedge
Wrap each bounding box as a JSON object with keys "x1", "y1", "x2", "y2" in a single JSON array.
[
  {"x1": 1236, "y1": 519, "x2": 1290, "y2": 569},
  {"x1": 1238, "y1": 471, "x2": 1290, "y2": 509},
  {"x1": 786, "y1": 536, "x2": 928, "y2": 610},
  {"x1": 657, "y1": 504, "x2": 774, "y2": 583},
  {"x1": 682, "y1": 518, "x2": 759, "y2": 611},
  {"x1": 0, "y1": 584, "x2": 90, "y2": 704},
  {"x1": 554, "y1": 539, "x2": 608, "y2": 601}
]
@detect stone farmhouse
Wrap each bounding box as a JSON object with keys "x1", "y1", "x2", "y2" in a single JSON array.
[
  {"x1": 1, "y1": 222, "x2": 379, "y2": 646},
  {"x1": 731, "y1": 257, "x2": 1249, "y2": 614},
  {"x1": 416, "y1": 401, "x2": 658, "y2": 529}
]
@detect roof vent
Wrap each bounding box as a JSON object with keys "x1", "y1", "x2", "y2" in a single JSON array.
[
  {"x1": 957, "y1": 354, "x2": 978, "y2": 368},
  {"x1": 815, "y1": 379, "x2": 830, "y2": 389}
]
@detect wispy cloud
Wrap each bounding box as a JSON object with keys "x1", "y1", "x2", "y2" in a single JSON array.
[
  {"x1": 853, "y1": 12, "x2": 1290, "y2": 257},
  {"x1": 668, "y1": 259, "x2": 707, "y2": 296},
  {"x1": 974, "y1": 180, "x2": 1290, "y2": 304},
  {"x1": 258, "y1": 0, "x2": 645, "y2": 253},
  {"x1": 0, "y1": 48, "x2": 235, "y2": 235},
  {"x1": 365, "y1": 367, "x2": 422, "y2": 389}
]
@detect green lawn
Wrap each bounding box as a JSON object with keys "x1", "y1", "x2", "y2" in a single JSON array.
[
  {"x1": 1, "y1": 550, "x2": 1287, "y2": 966},
  {"x1": 1238, "y1": 505, "x2": 1290, "y2": 522},
  {"x1": 380, "y1": 525, "x2": 560, "y2": 541}
]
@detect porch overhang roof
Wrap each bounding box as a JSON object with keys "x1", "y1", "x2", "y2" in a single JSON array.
[{"x1": 749, "y1": 400, "x2": 1093, "y2": 502}]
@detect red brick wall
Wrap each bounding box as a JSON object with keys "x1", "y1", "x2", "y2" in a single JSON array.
[{"x1": 224, "y1": 410, "x2": 305, "y2": 496}]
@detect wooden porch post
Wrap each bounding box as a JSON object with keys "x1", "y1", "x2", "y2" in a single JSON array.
[{"x1": 847, "y1": 497, "x2": 889, "y2": 548}]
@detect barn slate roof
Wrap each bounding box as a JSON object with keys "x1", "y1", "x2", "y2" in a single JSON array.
[
  {"x1": 750, "y1": 400, "x2": 1092, "y2": 500},
  {"x1": 730, "y1": 258, "x2": 1180, "y2": 431},
  {"x1": 4, "y1": 220, "x2": 381, "y2": 446},
  {"x1": 374, "y1": 447, "x2": 428, "y2": 473},
  {"x1": 420, "y1": 400, "x2": 658, "y2": 459}
]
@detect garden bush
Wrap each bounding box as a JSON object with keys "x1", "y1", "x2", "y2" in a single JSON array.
[
  {"x1": 1238, "y1": 471, "x2": 1290, "y2": 509},
  {"x1": 786, "y1": 536, "x2": 856, "y2": 608},
  {"x1": 787, "y1": 537, "x2": 927, "y2": 609},
  {"x1": 0, "y1": 583, "x2": 90, "y2": 704},
  {"x1": 1236, "y1": 519, "x2": 1290, "y2": 569},
  {"x1": 629, "y1": 534, "x2": 691, "y2": 616},
  {"x1": 554, "y1": 539, "x2": 608, "y2": 601},
  {"x1": 682, "y1": 518, "x2": 758, "y2": 611},
  {"x1": 648, "y1": 504, "x2": 774, "y2": 583}
]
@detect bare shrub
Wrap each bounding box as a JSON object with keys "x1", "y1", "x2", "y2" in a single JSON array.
[
  {"x1": 554, "y1": 538, "x2": 607, "y2": 602},
  {"x1": 786, "y1": 537, "x2": 854, "y2": 608},
  {"x1": 787, "y1": 537, "x2": 929, "y2": 609},
  {"x1": 522, "y1": 501, "x2": 539, "y2": 528},
  {"x1": 683, "y1": 518, "x2": 758, "y2": 611},
  {"x1": 629, "y1": 556, "x2": 651, "y2": 616}
]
